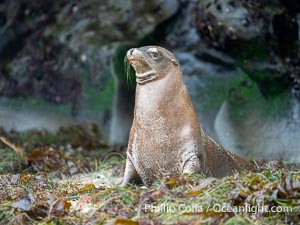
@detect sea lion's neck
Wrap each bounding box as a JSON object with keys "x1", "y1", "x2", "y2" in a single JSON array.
[
  {"x1": 135, "y1": 67, "x2": 186, "y2": 120},
  {"x1": 135, "y1": 69, "x2": 183, "y2": 110}
]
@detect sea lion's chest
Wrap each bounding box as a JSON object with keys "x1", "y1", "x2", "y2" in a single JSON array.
[
  {"x1": 129, "y1": 113, "x2": 182, "y2": 179},
  {"x1": 128, "y1": 84, "x2": 197, "y2": 182}
]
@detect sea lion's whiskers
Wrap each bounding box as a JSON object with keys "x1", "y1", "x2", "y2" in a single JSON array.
[
  {"x1": 124, "y1": 56, "x2": 133, "y2": 86},
  {"x1": 124, "y1": 56, "x2": 129, "y2": 85}
]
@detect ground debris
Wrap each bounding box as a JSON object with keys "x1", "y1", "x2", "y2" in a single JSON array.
[{"x1": 0, "y1": 128, "x2": 299, "y2": 224}]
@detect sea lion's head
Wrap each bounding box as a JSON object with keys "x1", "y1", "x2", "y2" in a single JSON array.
[{"x1": 125, "y1": 46, "x2": 179, "y2": 84}]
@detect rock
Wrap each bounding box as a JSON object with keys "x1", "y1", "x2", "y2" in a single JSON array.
[
  {"x1": 0, "y1": 0, "x2": 299, "y2": 163},
  {"x1": 109, "y1": 46, "x2": 135, "y2": 145},
  {"x1": 194, "y1": 0, "x2": 300, "y2": 100},
  {"x1": 46, "y1": 0, "x2": 179, "y2": 87},
  {"x1": 194, "y1": 0, "x2": 272, "y2": 49},
  {"x1": 0, "y1": 0, "x2": 180, "y2": 140},
  {"x1": 215, "y1": 98, "x2": 300, "y2": 163}
]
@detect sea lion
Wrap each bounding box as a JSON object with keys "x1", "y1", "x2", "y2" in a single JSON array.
[{"x1": 122, "y1": 46, "x2": 254, "y2": 186}]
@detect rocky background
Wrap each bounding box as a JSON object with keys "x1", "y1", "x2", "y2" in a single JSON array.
[{"x1": 0, "y1": 0, "x2": 299, "y2": 162}]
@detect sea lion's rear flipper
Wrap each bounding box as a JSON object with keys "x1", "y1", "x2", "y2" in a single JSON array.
[
  {"x1": 224, "y1": 150, "x2": 256, "y2": 172},
  {"x1": 204, "y1": 135, "x2": 255, "y2": 177}
]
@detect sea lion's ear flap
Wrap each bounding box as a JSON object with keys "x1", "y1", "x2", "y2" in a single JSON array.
[
  {"x1": 171, "y1": 58, "x2": 179, "y2": 66},
  {"x1": 163, "y1": 50, "x2": 179, "y2": 66}
]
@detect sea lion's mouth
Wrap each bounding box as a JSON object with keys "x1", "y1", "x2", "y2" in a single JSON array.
[
  {"x1": 126, "y1": 58, "x2": 157, "y2": 84},
  {"x1": 136, "y1": 71, "x2": 157, "y2": 84}
]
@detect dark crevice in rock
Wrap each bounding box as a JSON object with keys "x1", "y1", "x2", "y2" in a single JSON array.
[{"x1": 138, "y1": 1, "x2": 184, "y2": 46}]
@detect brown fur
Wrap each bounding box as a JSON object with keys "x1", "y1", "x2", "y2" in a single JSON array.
[{"x1": 122, "y1": 46, "x2": 254, "y2": 186}]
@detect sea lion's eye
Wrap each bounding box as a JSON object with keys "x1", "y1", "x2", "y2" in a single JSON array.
[
  {"x1": 147, "y1": 48, "x2": 160, "y2": 59},
  {"x1": 150, "y1": 52, "x2": 159, "y2": 59}
]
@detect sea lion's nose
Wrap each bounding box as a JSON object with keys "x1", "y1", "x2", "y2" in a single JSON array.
[
  {"x1": 127, "y1": 48, "x2": 137, "y2": 59},
  {"x1": 127, "y1": 48, "x2": 136, "y2": 56}
]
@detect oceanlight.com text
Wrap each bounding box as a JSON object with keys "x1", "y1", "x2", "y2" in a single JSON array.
[{"x1": 135, "y1": 203, "x2": 293, "y2": 214}]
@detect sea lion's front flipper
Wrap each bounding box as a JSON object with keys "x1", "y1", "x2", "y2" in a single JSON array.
[
  {"x1": 121, "y1": 156, "x2": 142, "y2": 186},
  {"x1": 182, "y1": 153, "x2": 201, "y2": 175}
]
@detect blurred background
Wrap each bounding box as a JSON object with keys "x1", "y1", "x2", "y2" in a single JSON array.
[{"x1": 0, "y1": 0, "x2": 299, "y2": 162}]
